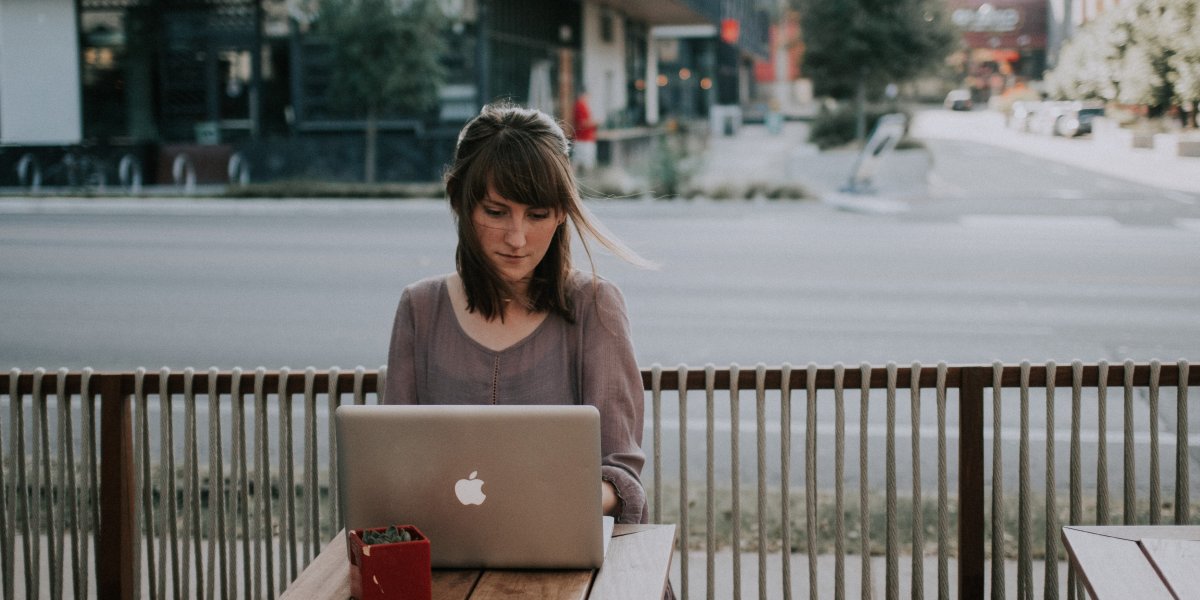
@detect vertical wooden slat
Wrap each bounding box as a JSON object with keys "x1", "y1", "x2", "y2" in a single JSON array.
[
  {"x1": 936, "y1": 363, "x2": 950, "y2": 600},
  {"x1": 206, "y1": 367, "x2": 228, "y2": 600},
  {"x1": 859, "y1": 362, "x2": 873, "y2": 600},
  {"x1": 651, "y1": 366, "x2": 662, "y2": 524},
  {"x1": 990, "y1": 363, "x2": 1005, "y2": 600},
  {"x1": 1017, "y1": 362, "x2": 1031, "y2": 600},
  {"x1": 957, "y1": 366, "x2": 986, "y2": 600},
  {"x1": 278, "y1": 367, "x2": 297, "y2": 587},
  {"x1": 831, "y1": 363, "x2": 843, "y2": 600},
  {"x1": 327, "y1": 367, "x2": 342, "y2": 543},
  {"x1": 81, "y1": 368, "x2": 99, "y2": 599},
  {"x1": 32, "y1": 370, "x2": 48, "y2": 600},
  {"x1": 1122, "y1": 360, "x2": 1136, "y2": 525},
  {"x1": 1043, "y1": 361, "x2": 1059, "y2": 600},
  {"x1": 134, "y1": 369, "x2": 154, "y2": 600},
  {"x1": 806, "y1": 363, "x2": 819, "y2": 600},
  {"x1": 755, "y1": 364, "x2": 768, "y2": 600},
  {"x1": 183, "y1": 368, "x2": 203, "y2": 599},
  {"x1": 1068, "y1": 361, "x2": 1084, "y2": 600},
  {"x1": 254, "y1": 368, "x2": 274, "y2": 599},
  {"x1": 1, "y1": 371, "x2": 13, "y2": 600},
  {"x1": 780, "y1": 364, "x2": 794, "y2": 600},
  {"x1": 909, "y1": 362, "x2": 924, "y2": 600},
  {"x1": 303, "y1": 367, "x2": 318, "y2": 565},
  {"x1": 885, "y1": 363, "x2": 898, "y2": 600},
  {"x1": 158, "y1": 367, "x2": 180, "y2": 600},
  {"x1": 1095, "y1": 361, "x2": 1109, "y2": 525},
  {"x1": 1148, "y1": 360, "x2": 1161, "y2": 526},
  {"x1": 730, "y1": 364, "x2": 742, "y2": 599},
  {"x1": 677, "y1": 365, "x2": 689, "y2": 600},
  {"x1": 98, "y1": 373, "x2": 137, "y2": 600},
  {"x1": 705, "y1": 366, "x2": 716, "y2": 600},
  {"x1": 1175, "y1": 360, "x2": 1190, "y2": 525}
]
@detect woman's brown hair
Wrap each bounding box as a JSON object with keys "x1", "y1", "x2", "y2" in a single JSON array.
[{"x1": 445, "y1": 103, "x2": 649, "y2": 322}]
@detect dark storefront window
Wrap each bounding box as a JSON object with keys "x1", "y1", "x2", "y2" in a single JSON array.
[
  {"x1": 80, "y1": 0, "x2": 282, "y2": 144},
  {"x1": 81, "y1": 10, "x2": 137, "y2": 141},
  {"x1": 623, "y1": 19, "x2": 647, "y2": 126}
]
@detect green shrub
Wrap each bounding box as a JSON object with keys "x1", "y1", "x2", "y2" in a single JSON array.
[{"x1": 809, "y1": 104, "x2": 914, "y2": 150}]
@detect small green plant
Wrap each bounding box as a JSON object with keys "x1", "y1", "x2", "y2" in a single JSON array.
[
  {"x1": 809, "y1": 104, "x2": 914, "y2": 150},
  {"x1": 362, "y1": 525, "x2": 414, "y2": 545}
]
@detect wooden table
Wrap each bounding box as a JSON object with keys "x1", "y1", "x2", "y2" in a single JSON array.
[
  {"x1": 281, "y1": 524, "x2": 676, "y2": 600},
  {"x1": 1061, "y1": 525, "x2": 1200, "y2": 600}
]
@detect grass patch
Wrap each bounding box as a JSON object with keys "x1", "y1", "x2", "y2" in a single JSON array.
[{"x1": 225, "y1": 180, "x2": 443, "y2": 199}]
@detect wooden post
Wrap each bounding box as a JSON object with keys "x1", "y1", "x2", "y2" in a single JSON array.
[
  {"x1": 958, "y1": 366, "x2": 986, "y2": 600},
  {"x1": 98, "y1": 374, "x2": 136, "y2": 600},
  {"x1": 558, "y1": 47, "x2": 574, "y2": 124}
]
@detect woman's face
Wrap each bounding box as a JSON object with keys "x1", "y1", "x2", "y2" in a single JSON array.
[{"x1": 472, "y1": 183, "x2": 563, "y2": 293}]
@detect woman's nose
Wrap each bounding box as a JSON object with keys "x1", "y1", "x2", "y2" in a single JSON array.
[{"x1": 504, "y1": 218, "x2": 527, "y2": 248}]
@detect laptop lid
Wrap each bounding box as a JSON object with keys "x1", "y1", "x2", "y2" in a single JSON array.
[{"x1": 335, "y1": 404, "x2": 605, "y2": 569}]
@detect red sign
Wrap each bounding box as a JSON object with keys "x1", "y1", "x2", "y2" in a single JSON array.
[{"x1": 721, "y1": 18, "x2": 740, "y2": 44}]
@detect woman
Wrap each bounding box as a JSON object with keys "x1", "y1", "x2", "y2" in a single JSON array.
[{"x1": 384, "y1": 104, "x2": 652, "y2": 524}]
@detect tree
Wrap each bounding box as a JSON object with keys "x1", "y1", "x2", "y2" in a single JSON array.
[
  {"x1": 317, "y1": 0, "x2": 447, "y2": 182},
  {"x1": 1046, "y1": 0, "x2": 1200, "y2": 124},
  {"x1": 796, "y1": 0, "x2": 958, "y2": 140}
]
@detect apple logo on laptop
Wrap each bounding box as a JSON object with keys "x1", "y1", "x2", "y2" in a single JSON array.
[{"x1": 455, "y1": 471, "x2": 486, "y2": 505}]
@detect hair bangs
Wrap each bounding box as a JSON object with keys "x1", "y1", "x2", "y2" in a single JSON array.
[{"x1": 479, "y1": 128, "x2": 574, "y2": 212}]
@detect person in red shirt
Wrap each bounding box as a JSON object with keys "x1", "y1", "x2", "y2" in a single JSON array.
[{"x1": 572, "y1": 89, "x2": 598, "y2": 175}]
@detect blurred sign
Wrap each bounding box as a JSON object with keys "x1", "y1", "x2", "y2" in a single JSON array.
[
  {"x1": 194, "y1": 121, "x2": 220, "y2": 145},
  {"x1": 720, "y1": 19, "x2": 739, "y2": 44},
  {"x1": 842, "y1": 113, "x2": 907, "y2": 194},
  {"x1": 952, "y1": 5, "x2": 1020, "y2": 32}
]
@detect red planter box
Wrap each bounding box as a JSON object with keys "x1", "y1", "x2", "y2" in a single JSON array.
[{"x1": 347, "y1": 525, "x2": 432, "y2": 600}]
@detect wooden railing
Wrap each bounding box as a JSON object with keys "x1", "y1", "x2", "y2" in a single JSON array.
[{"x1": 1, "y1": 361, "x2": 1196, "y2": 599}]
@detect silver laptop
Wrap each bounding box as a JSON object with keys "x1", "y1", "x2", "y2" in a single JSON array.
[{"x1": 335, "y1": 404, "x2": 605, "y2": 569}]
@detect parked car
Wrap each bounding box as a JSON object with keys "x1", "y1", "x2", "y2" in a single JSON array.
[
  {"x1": 944, "y1": 89, "x2": 973, "y2": 111},
  {"x1": 1054, "y1": 103, "x2": 1105, "y2": 137},
  {"x1": 1024, "y1": 101, "x2": 1105, "y2": 137},
  {"x1": 1008, "y1": 100, "x2": 1038, "y2": 131}
]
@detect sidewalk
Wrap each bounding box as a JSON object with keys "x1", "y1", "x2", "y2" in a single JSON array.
[
  {"x1": 695, "y1": 119, "x2": 931, "y2": 214},
  {"x1": 695, "y1": 107, "x2": 1200, "y2": 210},
  {"x1": 910, "y1": 108, "x2": 1200, "y2": 195}
]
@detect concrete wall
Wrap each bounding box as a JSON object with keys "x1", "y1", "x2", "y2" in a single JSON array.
[
  {"x1": 0, "y1": 0, "x2": 82, "y2": 144},
  {"x1": 581, "y1": 2, "x2": 627, "y2": 127}
]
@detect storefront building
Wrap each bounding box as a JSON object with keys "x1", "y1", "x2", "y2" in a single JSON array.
[
  {"x1": 0, "y1": 0, "x2": 771, "y2": 186},
  {"x1": 947, "y1": 0, "x2": 1048, "y2": 103}
]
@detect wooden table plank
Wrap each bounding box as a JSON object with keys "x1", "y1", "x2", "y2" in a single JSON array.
[
  {"x1": 589, "y1": 524, "x2": 676, "y2": 600},
  {"x1": 1070, "y1": 525, "x2": 1200, "y2": 541},
  {"x1": 1061, "y1": 526, "x2": 1174, "y2": 600},
  {"x1": 469, "y1": 570, "x2": 592, "y2": 600},
  {"x1": 1140, "y1": 538, "x2": 1200, "y2": 599},
  {"x1": 281, "y1": 532, "x2": 484, "y2": 600},
  {"x1": 282, "y1": 525, "x2": 676, "y2": 599},
  {"x1": 280, "y1": 534, "x2": 353, "y2": 600},
  {"x1": 433, "y1": 571, "x2": 484, "y2": 600}
]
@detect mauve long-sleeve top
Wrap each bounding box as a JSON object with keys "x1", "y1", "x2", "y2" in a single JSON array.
[{"x1": 384, "y1": 271, "x2": 648, "y2": 524}]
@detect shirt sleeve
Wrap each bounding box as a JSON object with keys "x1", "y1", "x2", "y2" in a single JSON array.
[
  {"x1": 384, "y1": 286, "x2": 419, "y2": 405},
  {"x1": 579, "y1": 278, "x2": 648, "y2": 524}
]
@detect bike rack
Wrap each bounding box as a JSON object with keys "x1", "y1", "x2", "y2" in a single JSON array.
[
  {"x1": 172, "y1": 153, "x2": 196, "y2": 194},
  {"x1": 228, "y1": 152, "x2": 251, "y2": 185},
  {"x1": 118, "y1": 154, "x2": 143, "y2": 194},
  {"x1": 16, "y1": 153, "x2": 42, "y2": 192}
]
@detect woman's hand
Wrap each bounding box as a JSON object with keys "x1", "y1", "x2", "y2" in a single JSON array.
[{"x1": 602, "y1": 479, "x2": 619, "y2": 516}]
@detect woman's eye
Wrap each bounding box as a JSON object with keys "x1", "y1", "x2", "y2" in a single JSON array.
[
  {"x1": 529, "y1": 212, "x2": 551, "y2": 220},
  {"x1": 483, "y1": 207, "x2": 505, "y2": 217}
]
